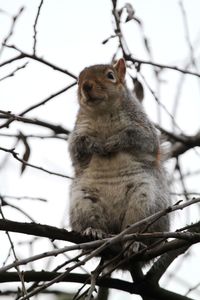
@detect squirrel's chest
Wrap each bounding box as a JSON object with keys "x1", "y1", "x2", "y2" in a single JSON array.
[
  {"x1": 94, "y1": 117, "x2": 119, "y2": 137},
  {"x1": 81, "y1": 113, "x2": 129, "y2": 137}
]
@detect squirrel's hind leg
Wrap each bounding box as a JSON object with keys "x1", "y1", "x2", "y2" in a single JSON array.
[{"x1": 70, "y1": 185, "x2": 109, "y2": 237}]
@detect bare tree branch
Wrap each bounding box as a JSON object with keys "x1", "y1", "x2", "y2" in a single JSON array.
[
  {"x1": 0, "y1": 205, "x2": 28, "y2": 297},
  {"x1": 33, "y1": 0, "x2": 44, "y2": 55},
  {"x1": 0, "y1": 110, "x2": 70, "y2": 134},
  {"x1": 0, "y1": 62, "x2": 28, "y2": 82},
  {"x1": 0, "y1": 271, "x2": 196, "y2": 300},
  {"x1": 20, "y1": 81, "x2": 77, "y2": 115},
  {"x1": 0, "y1": 54, "x2": 25, "y2": 67},
  {"x1": 1, "y1": 195, "x2": 47, "y2": 202},
  {"x1": 4, "y1": 44, "x2": 77, "y2": 79},
  {"x1": 0, "y1": 7, "x2": 24, "y2": 57},
  {"x1": 0, "y1": 146, "x2": 72, "y2": 179}
]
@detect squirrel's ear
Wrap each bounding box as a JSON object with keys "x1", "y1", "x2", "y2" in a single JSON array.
[{"x1": 113, "y1": 58, "x2": 126, "y2": 82}]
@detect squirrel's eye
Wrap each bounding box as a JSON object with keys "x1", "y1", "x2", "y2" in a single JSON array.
[{"x1": 106, "y1": 71, "x2": 116, "y2": 81}]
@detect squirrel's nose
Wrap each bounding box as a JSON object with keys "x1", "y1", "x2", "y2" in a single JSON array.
[{"x1": 82, "y1": 80, "x2": 93, "y2": 93}]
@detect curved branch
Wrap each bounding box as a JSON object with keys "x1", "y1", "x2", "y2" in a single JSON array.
[
  {"x1": 0, "y1": 54, "x2": 25, "y2": 67},
  {"x1": 125, "y1": 53, "x2": 200, "y2": 79},
  {"x1": 20, "y1": 81, "x2": 77, "y2": 116},
  {"x1": 0, "y1": 218, "x2": 84, "y2": 244},
  {"x1": 0, "y1": 110, "x2": 70, "y2": 134},
  {"x1": 0, "y1": 271, "x2": 196, "y2": 300},
  {"x1": 0, "y1": 146, "x2": 72, "y2": 179},
  {"x1": 4, "y1": 44, "x2": 77, "y2": 79},
  {"x1": 157, "y1": 125, "x2": 200, "y2": 158}
]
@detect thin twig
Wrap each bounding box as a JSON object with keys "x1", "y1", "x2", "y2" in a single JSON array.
[
  {"x1": 0, "y1": 110, "x2": 70, "y2": 134},
  {"x1": 0, "y1": 133, "x2": 67, "y2": 140},
  {"x1": 179, "y1": 1, "x2": 197, "y2": 67},
  {"x1": 185, "y1": 281, "x2": 200, "y2": 296},
  {"x1": 20, "y1": 81, "x2": 77, "y2": 115},
  {"x1": 4, "y1": 44, "x2": 77, "y2": 79},
  {"x1": 1, "y1": 195, "x2": 47, "y2": 202},
  {"x1": 85, "y1": 260, "x2": 103, "y2": 300},
  {"x1": 0, "y1": 7, "x2": 24, "y2": 57},
  {"x1": 33, "y1": 0, "x2": 44, "y2": 55},
  {"x1": 0, "y1": 146, "x2": 72, "y2": 179},
  {"x1": 125, "y1": 52, "x2": 200, "y2": 79},
  {"x1": 0, "y1": 201, "x2": 29, "y2": 298},
  {"x1": 1, "y1": 198, "x2": 35, "y2": 222},
  {"x1": 140, "y1": 72, "x2": 183, "y2": 133},
  {"x1": 0, "y1": 62, "x2": 28, "y2": 82},
  {"x1": 0, "y1": 54, "x2": 25, "y2": 67}
]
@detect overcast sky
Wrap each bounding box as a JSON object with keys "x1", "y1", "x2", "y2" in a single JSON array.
[{"x1": 1, "y1": 1, "x2": 200, "y2": 299}]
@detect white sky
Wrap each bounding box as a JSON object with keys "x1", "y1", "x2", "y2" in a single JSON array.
[{"x1": 0, "y1": 1, "x2": 200, "y2": 299}]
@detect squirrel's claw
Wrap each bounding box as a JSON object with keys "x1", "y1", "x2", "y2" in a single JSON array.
[{"x1": 83, "y1": 227, "x2": 107, "y2": 240}]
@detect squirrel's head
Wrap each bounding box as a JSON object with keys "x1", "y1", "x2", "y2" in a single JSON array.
[{"x1": 78, "y1": 58, "x2": 126, "y2": 112}]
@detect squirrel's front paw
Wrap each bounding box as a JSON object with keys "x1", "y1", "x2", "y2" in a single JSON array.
[
  {"x1": 83, "y1": 227, "x2": 107, "y2": 240},
  {"x1": 104, "y1": 137, "x2": 119, "y2": 153},
  {"x1": 91, "y1": 140, "x2": 108, "y2": 155}
]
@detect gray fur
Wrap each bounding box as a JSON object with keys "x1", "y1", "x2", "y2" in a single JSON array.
[{"x1": 69, "y1": 63, "x2": 170, "y2": 256}]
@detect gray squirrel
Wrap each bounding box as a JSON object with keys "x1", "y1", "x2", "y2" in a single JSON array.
[{"x1": 69, "y1": 58, "x2": 170, "y2": 259}]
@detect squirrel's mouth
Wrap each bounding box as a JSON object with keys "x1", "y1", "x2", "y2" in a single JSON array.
[{"x1": 82, "y1": 94, "x2": 107, "y2": 105}]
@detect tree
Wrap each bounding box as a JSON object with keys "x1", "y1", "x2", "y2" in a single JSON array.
[{"x1": 0, "y1": 0, "x2": 200, "y2": 299}]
